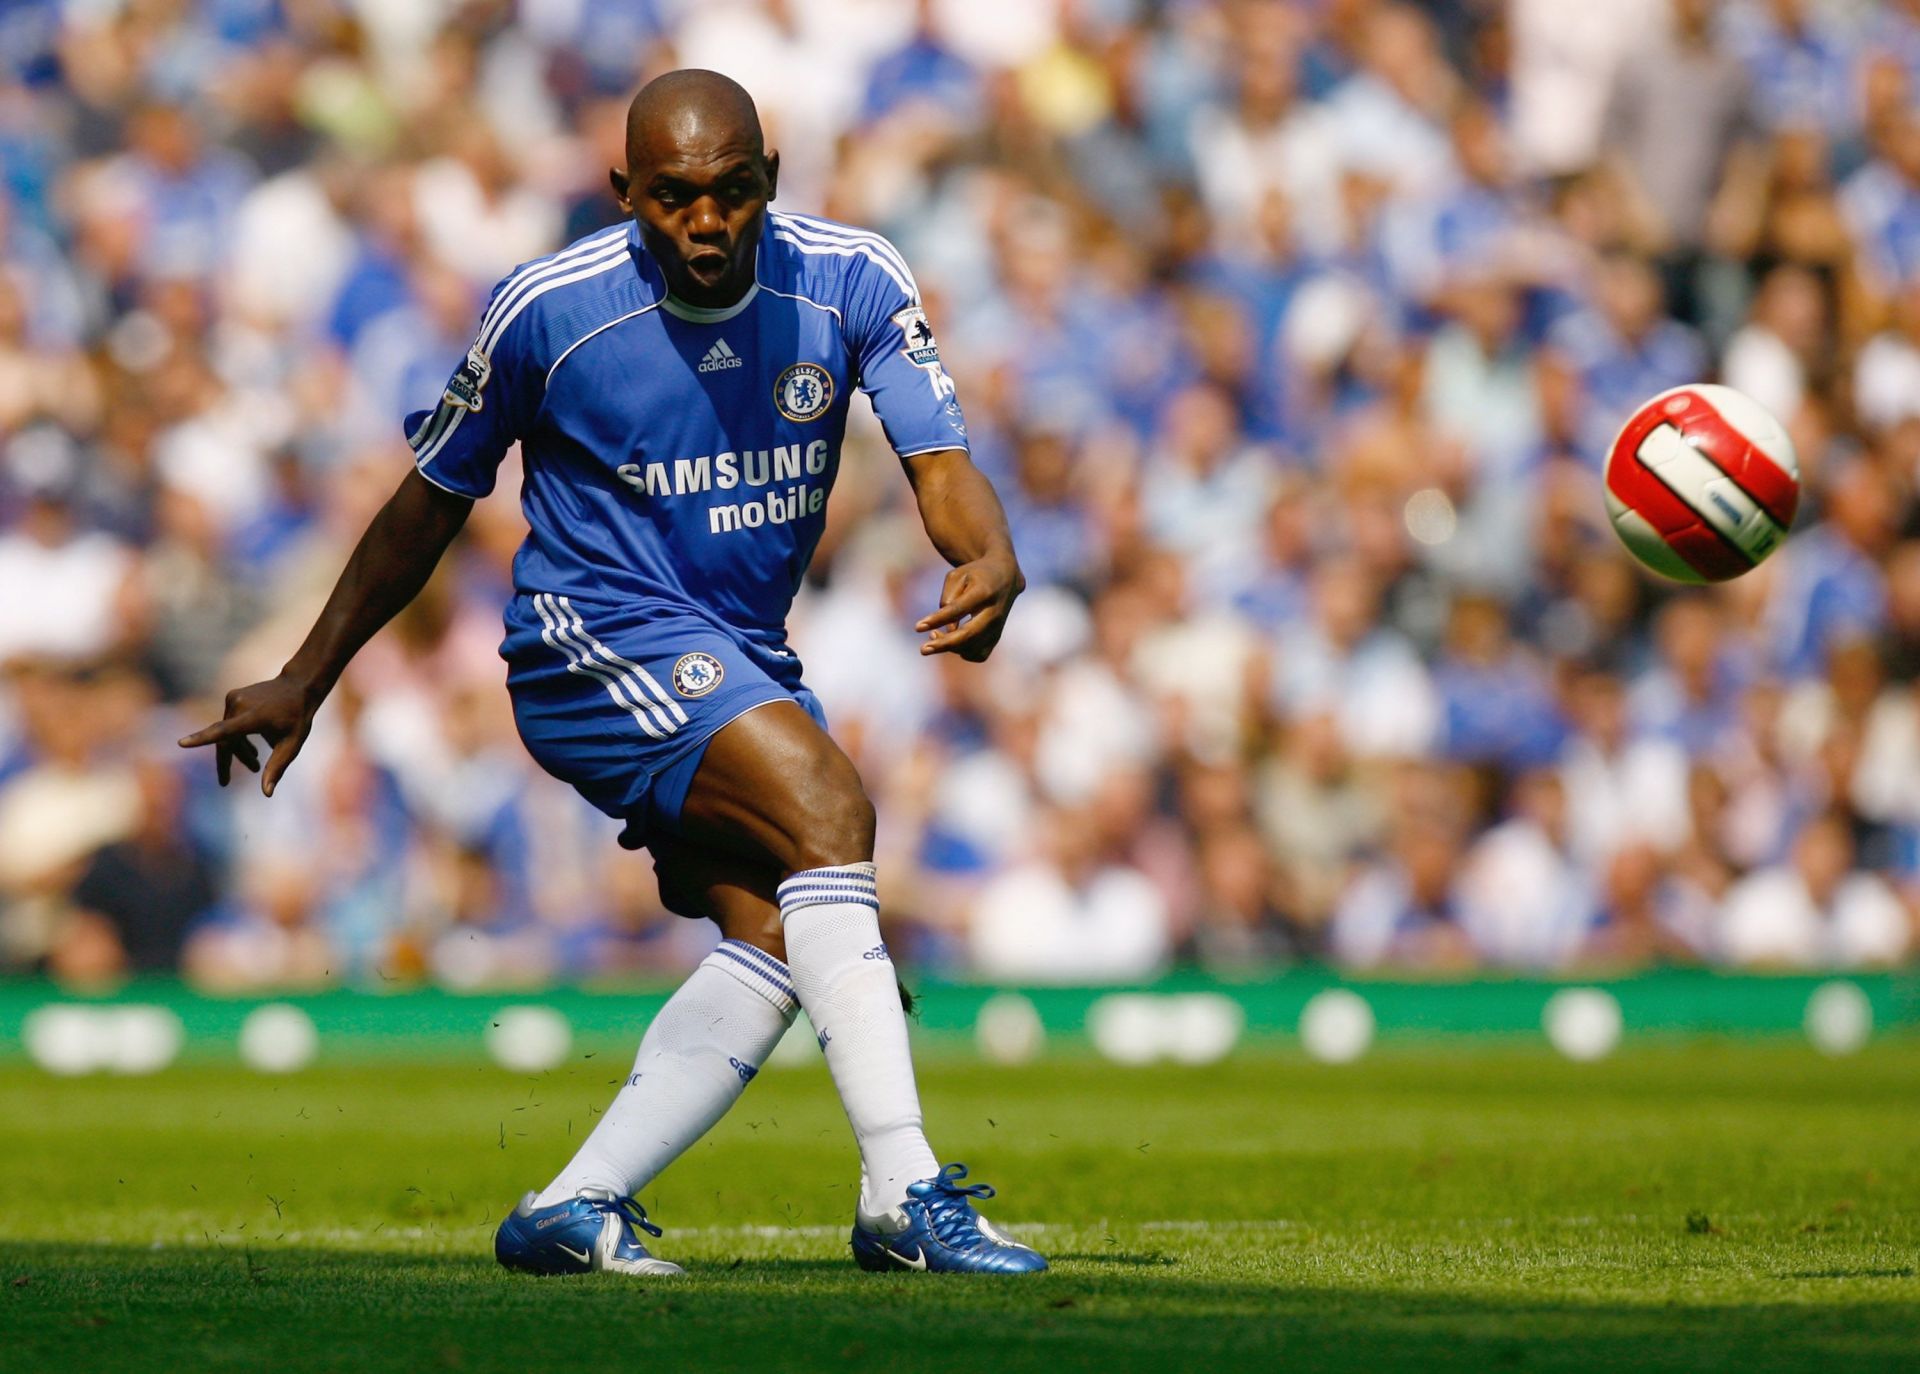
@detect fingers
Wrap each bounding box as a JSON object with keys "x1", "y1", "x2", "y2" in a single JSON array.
[
  {"x1": 211, "y1": 735, "x2": 261, "y2": 788},
  {"x1": 180, "y1": 678, "x2": 316, "y2": 793},
  {"x1": 184, "y1": 711, "x2": 267, "y2": 788},
  {"x1": 177, "y1": 716, "x2": 254, "y2": 749},
  {"x1": 260, "y1": 722, "x2": 310, "y2": 798},
  {"x1": 920, "y1": 603, "x2": 1008, "y2": 658},
  {"x1": 914, "y1": 578, "x2": 996, "y2": 634}
]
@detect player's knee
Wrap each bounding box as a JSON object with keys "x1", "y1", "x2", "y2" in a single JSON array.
[{"x1": 785, "y1": 770, "x2": 875, "y2": 872}]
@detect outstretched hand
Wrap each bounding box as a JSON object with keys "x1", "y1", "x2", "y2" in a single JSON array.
[
  {"x1": 915, "y1": 555, "x2": 1024, "y2": 662},
  {"x1": 178, "y1": 674, "x2": 323, "y2": 796}
]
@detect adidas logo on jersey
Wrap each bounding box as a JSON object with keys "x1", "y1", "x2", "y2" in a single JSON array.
[{"x1": 698, "y1": 338, "x2": 744, "y2": 373}]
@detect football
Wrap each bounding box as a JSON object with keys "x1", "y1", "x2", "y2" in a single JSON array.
[{"x1": 1603, "y1": 383, "x2": 1800, "y2": 582}]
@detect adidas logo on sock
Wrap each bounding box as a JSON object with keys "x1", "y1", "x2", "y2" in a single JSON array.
[{"x1": 698, "y1": 338, "x2": 744, "y2": 373}]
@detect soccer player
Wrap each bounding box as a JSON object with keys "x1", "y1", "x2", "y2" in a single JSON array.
[{"x1": 180, "y1": 70, "x2": 1043, "y2": 1276}]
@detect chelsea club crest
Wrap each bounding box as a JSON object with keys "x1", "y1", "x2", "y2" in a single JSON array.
[
  {"x1": 671, "y1": 652, "x2": 725, "y2": 698},
  {"x1": 774, "y1": 363, "x2": 834, "y2": 422}
]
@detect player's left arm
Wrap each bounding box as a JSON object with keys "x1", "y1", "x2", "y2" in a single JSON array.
[
  {"x1": 843, "y1": 240, "x2": 1022, "y2": 660},
  {"x1": 904, "y1": 447, "x2": 1024, "y2": 661}
]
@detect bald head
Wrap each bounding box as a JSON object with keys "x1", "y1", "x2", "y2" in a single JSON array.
[
  {"x1": 625, "y1": 69, "x2": 764, "y2": 168},
  {"x1": 611, "y1": 69, "x2": 778, "y2": 308}
]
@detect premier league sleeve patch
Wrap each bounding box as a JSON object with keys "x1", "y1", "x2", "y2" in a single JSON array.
[
  {"x1": 891, "y1": 306, "x2": 943, "y2": 368},
  {"x1": 671, "y1": 651, "x2": 725, "y2": 698},
  {"x1": 442, "y1": 345, "x2": 492, "y2": 413}
]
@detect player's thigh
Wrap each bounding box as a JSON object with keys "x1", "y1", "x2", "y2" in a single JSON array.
[
  {"x1": 676, "y1": 700, "x2": 875, "y2": 875},
  {"x1": 652, "y1": 840, "x2": 785, "y2": 959}
]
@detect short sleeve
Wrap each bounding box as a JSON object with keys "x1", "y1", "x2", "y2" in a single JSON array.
[
  {"x1": 402, "y1": 276, "x2": 542, "y2": 499},
  {"x1": 847, "y1": 244, "x2": 970, "y2": 459}
]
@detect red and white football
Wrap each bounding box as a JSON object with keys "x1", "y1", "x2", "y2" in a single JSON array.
[{"x1": 1602, "y1": 384, "x2": 1800, "y2": 583}]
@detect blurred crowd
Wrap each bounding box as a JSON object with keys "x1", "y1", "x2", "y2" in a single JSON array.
[{"x1": 4, "y1": 0, "x2": 1920, "y2": 991}]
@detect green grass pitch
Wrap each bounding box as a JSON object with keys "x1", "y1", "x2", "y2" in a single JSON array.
[{"x1": 2, "y1": 1041, "x2": 1916, "y2": 1372}]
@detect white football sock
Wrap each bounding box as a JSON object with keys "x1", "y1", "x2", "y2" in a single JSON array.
[
  {"x1": 534, "y1": 939, "x2": 796, "y2": 1206},
  {"x1": 778, "y1": 863, "x2": 941, "y2": 1219}
]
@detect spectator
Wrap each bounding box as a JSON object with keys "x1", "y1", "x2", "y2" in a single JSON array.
[
  {"x1": 1509, "y1": 0, "x2": 1665, "y2": 177},
  {"x1": 861, "y1": 0, "x2": 981, "y2": 130},
  {"x1": 51, "y1": 755, "x2": 214, "y2": 984},
  {"x1": 1188, "y1": 6, "x2": 1345, "y2": 258},
  {"x1": 1546, "y1": 250, "x2": 1709, "y2": 464},
  {"x1": 0, "y1": 449, "x2": 137, "y2": 666},
  {"x1": 1766, "y1": 460, "x2": 1893, "y2": 678},
  {"x1": 967, "y1": 802, "x2": 1172, "y2": 983},
  {"x1": 1320, "y1": 4, "x2": 1458, "y2": 204},
  {"x1": 1841, "y1": 109, "x2": 1920, "y2": 298},
  {"x1": 1273, "y1": 558, "x2": 1438, "y2": 759},
  {"x1": 1187, "y1": 823, "x2": 1300, "y2": 971},
  {"x1": 1560, "y1": 665, "x2": 1692, "y2": 863},
  {"x1": 1718, "y1": 810, "x2": 1911, "y2": 967},
  {"x1": 1603, "y1": 0, "x2": 1760, "y2": 325},
  {"x1": 1722, "y1": 261, "x2": 1828, "y2": 423},
  {"x1": 1630, "y1": 595, "x2": 1745, "y2": 758},
  {"x1": 1256, "y1": 711, "x2": 1385, "y2": 938},
  {"x1": 1330, "y1": 803, "x2": 1475, "y2": 970},
  {"x1": 1456, "y1": 770, "x2": 1596, "y2": 969},
  {"x1": 1431, "y1": 592, "x2": 1564, "y2": 770},
  {"x1": 1719, "y1": 0, "x2": 1858, "y2": 139},
  {"x1": 181, "y1": 852, "x2": 338, "y2": 992},
  {"x1": 1854, "y1": 278, "x2": 1920, "y2": 432}
]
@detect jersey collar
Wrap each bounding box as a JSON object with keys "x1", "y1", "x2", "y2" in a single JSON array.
[
  {"x1": 626, "y1": 218, "x2": 762, "y2": 323},
  {"x1": 659, "y1": 277, "x2": 759, "y2": 322}
]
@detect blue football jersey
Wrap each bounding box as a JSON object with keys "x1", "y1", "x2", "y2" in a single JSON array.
[{"x1": 403, "y1": 213, "x2": 970, "y2": 642}]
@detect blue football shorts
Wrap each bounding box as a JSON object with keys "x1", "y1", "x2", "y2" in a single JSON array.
[{"x1": 502, "y1": 592, "x2": 827, "y2": 852}]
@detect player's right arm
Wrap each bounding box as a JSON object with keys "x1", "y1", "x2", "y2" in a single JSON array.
[
  {"x1": 178, "y1": 470, "x2": 472, "y2": 794},
  {"x1": 181, "y1": 260, "x2": 546, "y2": 794}
]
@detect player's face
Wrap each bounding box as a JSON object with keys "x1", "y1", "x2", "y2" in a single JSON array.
[{"x1": 613, "y1": 128, "x2": 778, "y2": 308}]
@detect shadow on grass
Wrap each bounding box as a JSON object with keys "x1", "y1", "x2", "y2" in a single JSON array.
[{"x1": 3, "y1": 1241, "x2": 1918, "y2": 1374}]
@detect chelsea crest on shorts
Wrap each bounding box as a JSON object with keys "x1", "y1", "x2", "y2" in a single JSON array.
[{"x1": 672, "y1": 652, "x2": 725, "y2": 698}]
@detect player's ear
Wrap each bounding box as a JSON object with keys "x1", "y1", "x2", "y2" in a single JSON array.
[
  {"x1": 609, "y1": 166, "x2": 632, "y2": 213},
  {"x1": 762, "y1": 150, "x2": 779, "y2": 204}
]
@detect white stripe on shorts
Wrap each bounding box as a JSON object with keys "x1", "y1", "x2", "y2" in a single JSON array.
[{"x1": 532, "y1": 592, "x2": 669, "y2": 740}]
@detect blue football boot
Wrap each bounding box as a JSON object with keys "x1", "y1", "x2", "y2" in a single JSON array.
[
  {"x1": 495, "y1": 1187, "x2": 684, "y2": 1276},
  {"x1": 850, "y1": 1163, "x2": 1049, "y2": 1274}
]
